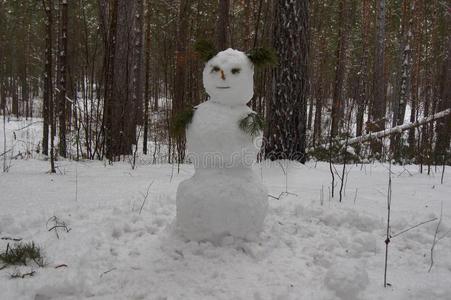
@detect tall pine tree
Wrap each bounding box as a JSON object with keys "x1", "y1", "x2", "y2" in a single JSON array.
[{"x1": 265, "y1": 0, "x2": 309, "y2": 163}]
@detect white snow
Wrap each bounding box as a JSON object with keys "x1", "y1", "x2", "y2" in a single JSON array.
[{"x1": 1, "y1": 118, "x2": 451, "y2": 299}]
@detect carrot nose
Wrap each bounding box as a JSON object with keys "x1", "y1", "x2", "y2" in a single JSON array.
[{"x1": 220, "y1": 69, "x2": 226, "y2": 80}]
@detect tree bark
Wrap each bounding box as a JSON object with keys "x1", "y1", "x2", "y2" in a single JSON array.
[
  {"x1": 330, "y1": 0, "x2": 349, "y2": 138},
  {"x1": 370, "y1": 0, "x2": 386, "y2": 155},
  {"x1": 216, "y1": 0, "x2": 230, "y2": 50},
  {"x1": 434, "y1": 35, "x2": 451, "y2": 161},
  {"x1": 391, "y1": 0, "x2": 413, "y2": 160},
  {"x1": 143, "y1": 0, "x2": 151, "y2": 155},
  {"x1": 173, "y1": 0, "x2": 191, "y2": 163},
  {"x1": 356, "y1": 0, "x2": 370, "y2": 140},
  {"x1": 58, "y1": 0, "x2": 68, "y2": 158},
  {"x1": 265, "y1": 0, "x2": 309, "y2": 163},
  {"x1": 42, "y1": 0, "x2": 53, "y2": 159}
]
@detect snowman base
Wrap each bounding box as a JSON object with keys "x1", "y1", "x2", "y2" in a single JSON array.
[{"x1": 176, "y1": 168, "x2": 268, "y2": 243}]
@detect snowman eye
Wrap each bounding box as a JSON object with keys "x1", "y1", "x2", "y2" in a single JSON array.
[
  {"x1": 211, "y1": 66, "x2": 220, "y2": 73},
  {"x1": 231, "y1": 68, "x2": 241, "y2": 74}
]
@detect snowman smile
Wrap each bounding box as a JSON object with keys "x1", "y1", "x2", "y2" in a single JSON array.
[{"x1": 216, "y1": 86, "x2": 231, "y2": 89}]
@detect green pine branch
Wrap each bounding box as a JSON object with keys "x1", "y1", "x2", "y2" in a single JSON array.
[{"x1": 239, "y1": 113, "x2": 265, "y2": 137}]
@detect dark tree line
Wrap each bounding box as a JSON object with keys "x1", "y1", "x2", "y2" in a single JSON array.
[{"x1": 0, "y1": 0, "x2": 449, "y2": 168}]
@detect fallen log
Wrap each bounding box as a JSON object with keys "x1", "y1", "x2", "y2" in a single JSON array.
[{"x1": 310, "y1": 108, "x2": 450, "y2": 151}]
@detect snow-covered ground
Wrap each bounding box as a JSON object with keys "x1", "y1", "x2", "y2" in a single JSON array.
[{"x1": 1, "y1": 118, "x2": 451, "y2": 300}]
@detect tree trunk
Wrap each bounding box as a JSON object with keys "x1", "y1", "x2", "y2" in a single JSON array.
[
  {"x1": 11, "y1": 78, "x2": 18, "y2": 118},
  {"x1": 391, "y1": 0, "x2": 413, "y2": 160},
  {"x1": 216, "y1": 0, "x2": 230, "y2": 50},
  {"x1": 143, "y1": 0, "x2": 151, "y2": 155},
  {"x1": 434, "y1": 35, "x2": 451, "y2": 162},
  {"x1": 133, "y1": 0, "x2": 144, "y2": 126},
  {"x1": 356, "y1": 0, "x2": 370, "y2": 140},
  {"x1": 103, "y1": 0, "x2": 119, "y2": 161},
  {"x1": 173, "y1": 0, "x2": 191, "y2": 163},
  {"x1": 370, "y1": 0, "x2": 386, "y2": 155},
  {"x1": 42, "y1": 0, "x2": 53, "y2": 159},
  {"x1": 58, "y1": 0, "x2": 68, "y2": 158},
  {"x1": 265, "y1": 0, "x2": 309, "y2": 163},
  {"x1": 330, "y1": 0, "x2": 349, "y2": 138}
]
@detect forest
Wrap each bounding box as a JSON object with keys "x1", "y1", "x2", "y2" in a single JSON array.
[
  {"x1": 1, "y1": 1, "x2": 451, "y2": 299},
  {"x1": 0, "y1": 0, "x2": 449, "y2": 171}
]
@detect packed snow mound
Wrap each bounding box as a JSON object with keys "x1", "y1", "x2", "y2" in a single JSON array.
[
  {"x1": 324, "y1": 260, "x2": 369, "y2": 300},
  {"x1": 186, "y1": 101, "x2": 261, "y2": 168},
  {"x1": 176, "y1": 168, "x2": 268, "y2": 242},
  {"x1": 203, "y1": 48, "x2": 254, "y2": 105}
]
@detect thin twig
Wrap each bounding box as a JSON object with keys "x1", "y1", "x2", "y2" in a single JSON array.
[
  {"x1": 1, "y1": 237, "x2": 22, "y2": 242},
  {"x1": 55, "y1": 264, "x2": 68, "y2": 269},
  {"x1": 429, "y1": 202, "x2": 443, "y2": 272},
  {"x1": 139, "y1": 181, "x2": 154, "y2": 214},
  {"x1": 391, "y1": 217, "x2": 438, "y2": 238},
  {"x1": 100, "y1": 267, "x2": 117, "y2": 277}
]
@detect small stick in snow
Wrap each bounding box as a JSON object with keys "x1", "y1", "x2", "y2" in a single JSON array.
[
  {"x1": 428, "y1": 202, "x2": 443, "y2": 273},
  {"x1": 268, "y1": 191, "x2": 297, "y2": 201},
  {"x1": 46, "y1": 216, "x2": 71, "y2": 239},
  {"x1": 139, "y1": 181, "x2": 154, "y2": 214},
  {"x1": 54, "y1": 264, "x2": 68, "y2": 269},
  {"x1": 390, "y1": 217, "x2": 438, "y2": 239},
  {"x1": 320, "y1": 185, "x2": 324, "y2": 206},
  {"x1": 1, "y1": 237, "x2": 22, "y2": 242},
  {"x1": 100, "y1": 268, "x2": 117, "y2": 277}
]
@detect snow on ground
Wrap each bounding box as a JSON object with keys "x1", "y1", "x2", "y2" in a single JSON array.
[{"x1": 1, "y1": 118, "x2": 451, "y2": 300}]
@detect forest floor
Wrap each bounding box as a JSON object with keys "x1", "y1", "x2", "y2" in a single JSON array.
[{"x1": 1, "y1": 118, "x2": 451, "y2": 300}]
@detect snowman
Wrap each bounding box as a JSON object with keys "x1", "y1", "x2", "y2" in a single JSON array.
[{"x1": 174, "y1": 41, "x2": 276, "y2": 242}]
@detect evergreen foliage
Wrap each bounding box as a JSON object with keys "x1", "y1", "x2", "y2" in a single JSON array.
[
  {"x1": 194, "y1": 40, "x2": 217, "y2": 62},
  {"x1": 171, "y1": 107, "x2": 196, "y2": 138},
  {"x1": 247, "y1": 47, "x2": 278, "y2": 68},
  {"x1": 239, "y1": 113, "x2": 265, "y2": 137}
]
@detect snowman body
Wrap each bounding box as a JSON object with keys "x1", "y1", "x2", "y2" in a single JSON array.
[{"x1": 176, "y1": 49, "x2": 268, "y2": 242}]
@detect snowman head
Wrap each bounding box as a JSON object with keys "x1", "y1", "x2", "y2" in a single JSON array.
[{"x1": 195, "y1": 41, "x2": 277, "y2": 106}]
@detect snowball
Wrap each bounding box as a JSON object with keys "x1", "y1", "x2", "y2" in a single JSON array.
[
  {"x1": 203, "y1": 48, "x2": 254, "y2": 106},
  {"x1": 186, "y1": 101, "x2": 261, "y2": 168},
  {"x1": 176, "y1": 168, "x2": 268, "y2": 243}
]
